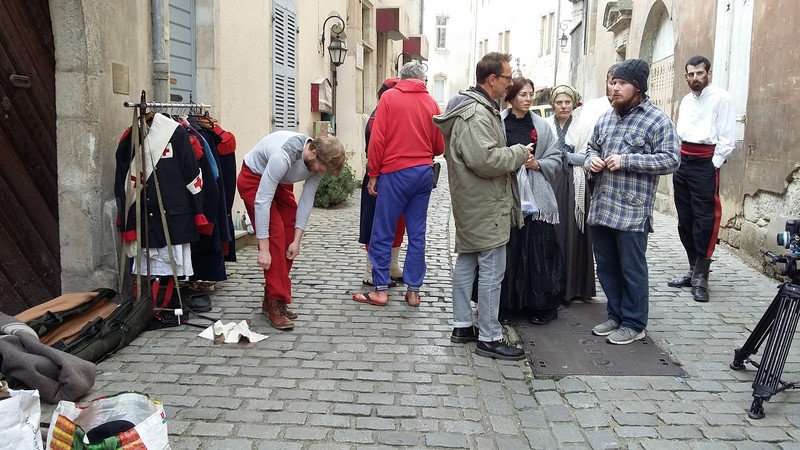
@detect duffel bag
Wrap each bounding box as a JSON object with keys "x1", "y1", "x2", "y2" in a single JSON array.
[{"x1": 14, "y1": 289, "x2": 152, "y2": 363}]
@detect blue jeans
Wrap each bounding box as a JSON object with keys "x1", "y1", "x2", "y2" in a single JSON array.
[
  {"x1": 452, "y1": 246, "x2": 506, "y2": 342},
  {"x1": 369, "y1": 165, "x2": 433, "y2": 290},
  {"x1": 591, "y1": 225, "x2": 650, "y2": 332}
]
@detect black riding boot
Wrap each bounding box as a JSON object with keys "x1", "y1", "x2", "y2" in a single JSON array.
[
  {"x1": 668, "y1": 254, "x2": 697, "y2": 288},
  {"x1": 691, "y1": 257, "x2": 711, "y2": 302}
]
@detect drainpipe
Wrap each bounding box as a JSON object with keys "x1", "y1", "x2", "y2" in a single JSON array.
[
  {"x1": 419, "y1": 0, "x2": 424, "y2": 33},
  {"x1": 152, "y1": 0, "x2": 169, "y2": 102},
  {"x1": 553, "y1": 0, "x2": 562, "y2": 88}
]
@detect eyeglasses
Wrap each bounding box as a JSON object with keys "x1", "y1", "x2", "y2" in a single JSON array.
[{"x1": 496, "y1": 74, "x2": 513, "y2": 81}]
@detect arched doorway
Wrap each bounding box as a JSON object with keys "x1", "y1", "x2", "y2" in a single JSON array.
[
  {"x1": 0, "y1": 0, "x2": 60, "y2": 314},
  {"x1": 641, "y1": 1, "x2": 676, "y2": 118}
]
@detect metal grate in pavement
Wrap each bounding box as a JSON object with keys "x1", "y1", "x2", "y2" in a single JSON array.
[{"x1": 511, "y1": 301, "x2": 686, "y2": 377}]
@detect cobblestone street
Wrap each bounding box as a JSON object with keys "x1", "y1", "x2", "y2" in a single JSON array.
[{"x1": 62, "y1": 163, "x2": 800, "y2": 449}]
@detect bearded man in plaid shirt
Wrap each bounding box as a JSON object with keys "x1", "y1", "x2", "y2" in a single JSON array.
[{"x1": 583, "y1": 59, "x2": 680, "y2": 345}]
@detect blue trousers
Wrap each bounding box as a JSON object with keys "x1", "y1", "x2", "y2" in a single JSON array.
[
  {"x1": 370, "y1": 165, "x2": 433, "y2": 290},
  {"x1": 591, "y1": 225, "x2": 650, "y2": 332}
]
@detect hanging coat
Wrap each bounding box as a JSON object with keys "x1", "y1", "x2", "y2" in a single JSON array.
[{"x1": 114, "y1": 113, "x2": 210, "y2": 248}]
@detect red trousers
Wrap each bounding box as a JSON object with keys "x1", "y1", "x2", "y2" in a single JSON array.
[{"x1": 238, "y1": 164, "x2": 297, "y2": 304}]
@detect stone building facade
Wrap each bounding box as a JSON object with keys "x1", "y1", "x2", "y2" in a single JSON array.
[
  {"x1": 569, "y1": 0, "x2": 800, "y2": 271},
  {"x1": 1, "y1": 0, "x2": 424, "y2": 306}
]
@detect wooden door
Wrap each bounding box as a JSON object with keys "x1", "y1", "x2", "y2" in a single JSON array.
[
  {"x1": 0, "y1": 0, "x2": 60, "y2": 314},
  {"x1": 713, "y1": 0, "x2": 753, "y2": 141}
]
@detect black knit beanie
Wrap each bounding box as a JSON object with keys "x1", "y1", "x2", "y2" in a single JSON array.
[{"x1": 612, "y1": 58, "x2": 649, "y2": 93}]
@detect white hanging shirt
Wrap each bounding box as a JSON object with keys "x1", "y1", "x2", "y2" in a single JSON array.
[{"x1": 675, "y1": 84, "x2": 736, "y2": 168}]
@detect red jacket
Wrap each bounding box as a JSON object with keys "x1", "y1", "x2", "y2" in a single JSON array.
[{"x1": 367, "y1": 79, "x2": 445, "y2": 177}]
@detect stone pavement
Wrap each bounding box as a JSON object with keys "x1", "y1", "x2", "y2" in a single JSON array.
[{"x1": 51, "y1": 162, "x2": 800, "y2": 449}]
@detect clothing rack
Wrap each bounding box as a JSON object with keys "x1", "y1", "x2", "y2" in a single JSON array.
[
  {"x1": 123, "y1": 90, "x2": 211, "y2": 114},
  {"x1": 119, "y1": 89, "x2": 199, "y2": 321},
  {"x1": 123, "y1": 101, "x2": 212, "y2": 114}
]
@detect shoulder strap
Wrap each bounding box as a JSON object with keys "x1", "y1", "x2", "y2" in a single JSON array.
[{"x1": 146, "y1": 119, "x2": 185, "y2": 317}]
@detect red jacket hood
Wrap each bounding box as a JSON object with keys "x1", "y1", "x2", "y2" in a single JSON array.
[{"x1": 393, "y1": 79, "x2": 429, "y2": 93}]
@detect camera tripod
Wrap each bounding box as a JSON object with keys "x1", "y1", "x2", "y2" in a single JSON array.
[{"x1": 730, "y1": 249, "x2": 800, "y2": 419}]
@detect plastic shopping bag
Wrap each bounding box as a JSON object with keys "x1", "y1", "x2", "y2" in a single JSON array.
[
  {"x1": 0, "y1": 385, "x2": 43, "y2": 450},
  {"x1": 46, "y1": 392, "x2": 169, "y2": 449},
  {"x1": 516, "y1": 167, "x2": 538, "y2": 215}
]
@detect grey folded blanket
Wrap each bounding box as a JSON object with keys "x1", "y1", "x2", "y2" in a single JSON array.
[{"x1": 0, "y1": 312, "x2": 96, "y2": 403}]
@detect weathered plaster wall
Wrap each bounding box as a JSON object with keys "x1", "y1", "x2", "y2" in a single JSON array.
[
  {"x1": 214, "y1": 0, "x2": 272, "y2": 213},
  {"x1": 720, "y1": 0, "x2": 800, "y2": 269},
  {"x1": 52, "y1": 0, "x2": 154, "y2": 292}
]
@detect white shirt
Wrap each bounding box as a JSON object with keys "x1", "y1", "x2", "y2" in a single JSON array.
[
  {"x1": 243, "y1": 131, "x2": 322, "y2": 239},
  {"x1": 676, "y1": 84, "x2": 736, "y2": 168},
  {"x1": 573, "y1": 96, "x2": 613, "y2": 155}
]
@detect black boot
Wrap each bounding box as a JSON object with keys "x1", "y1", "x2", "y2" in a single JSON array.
[
  {"x1": 668, "y1": 255, "x2": 697, "y2": 288},
  {"x1": 691, "y1": 258, "x2": 711, "y2": 302},
  {"x1": 475, "y1": 340, "x2": 525, "y2": 360}
]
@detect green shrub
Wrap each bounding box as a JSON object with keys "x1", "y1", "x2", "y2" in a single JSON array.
[{"x1": 314, "y1": 164, "x2": 358, "y2": 208}]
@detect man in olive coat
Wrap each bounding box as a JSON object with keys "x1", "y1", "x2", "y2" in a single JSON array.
[{"x1": 434, "y1": 52, "x2": 531, "y2": 360}]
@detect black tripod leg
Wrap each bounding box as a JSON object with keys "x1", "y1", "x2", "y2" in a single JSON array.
[
  {"x1": 731, "y1": 288, "x2": 783, "y2": 370},
  {"x1": 748, "y1": 397, "x2": 765, "y2": 420},
  {"x1": 748, "y1": 290, "x2": 800, "y2": 419}
]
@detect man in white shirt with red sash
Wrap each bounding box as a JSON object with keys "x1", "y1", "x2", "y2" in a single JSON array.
[{"x1": 668, "y1": 55, "x2": 735, "y2": 302}]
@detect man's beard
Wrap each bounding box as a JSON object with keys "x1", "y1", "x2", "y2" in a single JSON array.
[
  {"x1": 612, "y1": 93, "x2": 642, "y2": 111},
  {"x1": 690, "y1": 80, "x2": 708, "y2": 93}
]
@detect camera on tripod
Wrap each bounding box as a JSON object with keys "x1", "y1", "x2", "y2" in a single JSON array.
[
  {"x1": 777, "y1": 218, "x2": 800, "y2": 250},
  {"x1": 730, "y1": 218, "x2": 800, "y2": 419},
  {"x1": 767, "y1": 219, "x2": 800, "y2": 279}
]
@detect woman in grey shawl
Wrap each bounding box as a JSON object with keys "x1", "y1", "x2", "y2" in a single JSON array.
[
  {"x1": 547, "y1": 84, "x2": 596, "y2": 303},
  {"x1": 497, "y1": 77, "x2": 564, "y2": 325}
]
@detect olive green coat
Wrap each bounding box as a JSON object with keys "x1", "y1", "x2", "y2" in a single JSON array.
[{"x1": 434, "y1": 90, "x2": 529, "y2": 253}]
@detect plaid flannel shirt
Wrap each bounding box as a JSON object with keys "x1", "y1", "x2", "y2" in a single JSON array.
[{"x1": 583, "y1": 97, "x2": 680, "y2": 232}]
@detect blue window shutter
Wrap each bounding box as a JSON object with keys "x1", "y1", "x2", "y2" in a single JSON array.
[
  {"x1": 169, "y1": 0, "x2": 196, "y2": 102},
  {"x1": 272, "y1": 0, "x2": 297, "y2": 131}
]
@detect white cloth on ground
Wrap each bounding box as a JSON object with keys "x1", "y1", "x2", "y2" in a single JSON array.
[{"x1": 198, "y1": 320, "x2": 268, "y2": 343}]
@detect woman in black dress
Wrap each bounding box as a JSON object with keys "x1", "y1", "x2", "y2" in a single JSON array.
[
  {"x1": 498, "y1": 78, "x2": 564, "y2": 324},
  {"x1": 547, "y1": 85, "x2": 596, "y2": 303}
]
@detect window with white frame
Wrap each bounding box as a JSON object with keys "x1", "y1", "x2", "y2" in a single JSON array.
[
  {"x1": 539, "y1": 16, "x2": 547, "y2": 56},
  {"x1": 433, "y1": 76, "x2": 447, "y2": 104},
  {"x1": 436, "y1": 16, "x2": 448, "y2": 49}
]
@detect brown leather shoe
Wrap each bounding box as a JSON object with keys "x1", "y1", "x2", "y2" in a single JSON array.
[
  {"x1": 263, "y1": 299, "x2": 294, "y2": 330},
  {"x1": 278, "y1": 301, "x2": 298, "y2": 319}
]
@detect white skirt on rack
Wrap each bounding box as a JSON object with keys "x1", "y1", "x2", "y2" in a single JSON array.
[{"x1": 130, "y1": 244, "x2": 194, "y2": 276}]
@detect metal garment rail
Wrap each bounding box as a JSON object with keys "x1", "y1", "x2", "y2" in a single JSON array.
[
  {"x1": 123, "y1": 90, "x2": 211, "y2": 115},
  {"x1": 122, "y1": 101, "x2": 211, "y2": 111}
]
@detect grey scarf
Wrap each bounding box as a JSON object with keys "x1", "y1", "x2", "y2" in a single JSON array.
[
  {"x1": 501, "y1": 109, "x2": 561, "y2": 225},
  {"x1": 520, "y1": 166, "x2": 560, "y2": 225}
]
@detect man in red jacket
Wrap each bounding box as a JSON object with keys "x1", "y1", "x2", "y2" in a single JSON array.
[{"x1": 353, "y1": 61, "x2": 445, "y2": 307}]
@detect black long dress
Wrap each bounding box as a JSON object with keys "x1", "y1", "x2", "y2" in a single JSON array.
[
  {"x1": 499, "y1": 112, "x2": 564, "y2": 323},
  {"x1": 551, "y1": 117, "x2": 596, "y2": 302}
]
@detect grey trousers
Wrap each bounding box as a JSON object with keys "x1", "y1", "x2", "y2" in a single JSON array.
[{"x1": 452, "y1": 245, "x2": 506, "y2": 342}]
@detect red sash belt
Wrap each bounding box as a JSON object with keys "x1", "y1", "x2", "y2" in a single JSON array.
[{"x1": 680, "y1": 142, "x2": 715, "y2": 157}]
